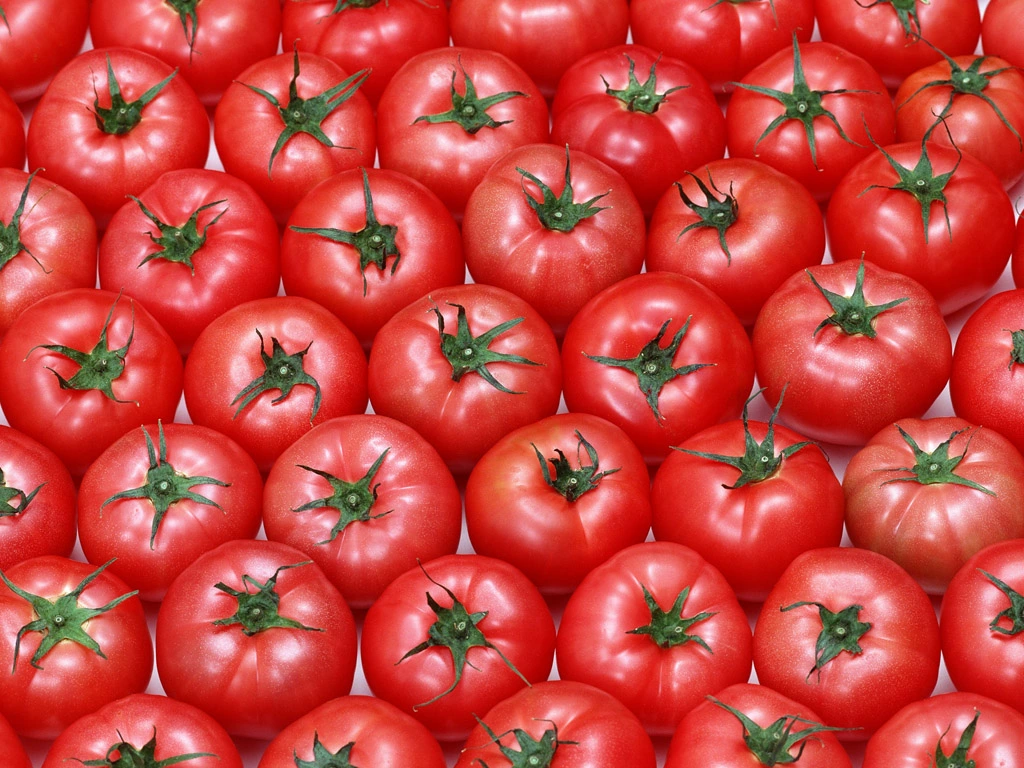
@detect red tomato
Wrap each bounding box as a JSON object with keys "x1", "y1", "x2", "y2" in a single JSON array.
[
  {"x1": 156, "y1": 540, "x2": 357, "y2": 739},
  {"x1": 727, "y1": 40, "x2": 895, "y2": 202},
  {"x1": 0, "y1": 711, "x2": 29, "y2": 768},
  {"x1": 0, "y1": 0, "x2": 88, "y2": 103},
  {"x1": 462, "y1": 143, "x2": 645, "y2": 337},
  {"x1": 752, "y1": 259, "x2": 951, "y2": 446},
  {"x1": 27, "y1": 48, "x2": 210, "y2": 228},
  {"x1": 465, "y1": 413, "x2": 652, "y2": 595},
  {"x1": 368, "y1": 284, "x2": 562, "y2": 476},
  {"x1": 561, "y1": 272, "x2": 755, "y2": 465},
  {"x1": 551, "y1": 45, "x2": 726, "y2": 216},
  {"x1": 361, "y1": 554, "x2": 555, "y2": 741},
  {"x1": 263, "y1": 414, "x2": 462, "y2": 610},
  {"x1": 258, "y1": 695, "x2": 446, "y2": 768},
  {"x1": 454, "y1": 680, "x2": 656, "y2": 768},
  {"x1": 984, "y1": 0, "x2": 1024, "y2": 69},
  {"x1": 42, "y1": 694, "x2": 242, "y2": 768},
  {"x1": 0, "y1": 169, "x2": 97, "y2": 341},
  {"x1": 377, "y1": 47, "x2": 549, "y2": 219},
  {"x1": 0, "y1": 88, "x2": 23, "y2": 170},
  {"x1": 214, "y1": 48, "x2": 375, "y2": 225},
  {"x1": 647, "y1": 158, "x2": 826, "y2": 326},
  {"x1": 282, "y1": 167, "x2": 464, "y2": 349},
  {"x1": 0, "y1": 426, "x2": 76, "y2": 571},
  {"x1": 0, "y1": 557, "x2": 152, "y2": 739},
  {"x1": 184, "y1": 296, "x2": 368, "y2": 473},
  {"x1": 0, "y1": 289, "x2": 183, "y2": 478}
]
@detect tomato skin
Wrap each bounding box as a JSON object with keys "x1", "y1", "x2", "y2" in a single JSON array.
[
  {"x1": 0, "y1": 88, "x2": 23, "y2": 171},
  {"x1": 647, "y1": 158, "x2": 826, "y2": 326},
  {"x1": 0, "y1": 556, "x2": 153, "y2": 740},
  {"x1": 282, "y1": 167, "x2": 465, "y2": 350},
  {"x1": 263, "y1": 415, "x2": 462, "y2": 610},
  {"x1": 465, "y1": 413, "x2": 652, "y2": 595},
  {"x1": 0, "y1": 711, "x2": 29, "y2": 768},
  {"x1": 156, "y1": 540, "x2": 357, "y2": 740},
  {"x1": 0, "y1": 0, "x2": 89, "y2": 103},
  {"x1": 100, "y1": 169, "x2": 282, "y2": 356},
  {"x1": 984, "y1": 0, "x2": 1024, "y2": 69}
]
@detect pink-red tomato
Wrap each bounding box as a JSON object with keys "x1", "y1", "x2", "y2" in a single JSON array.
[
  {"x1": 984, "y1": 0, "x2": 1024, "y2": 68},
  {"x1": 0, "y1": 88, "x2": 23, "y2": 170},
  {"x1": 0, "y1": 0, "x2": 89, "y2": 103}
]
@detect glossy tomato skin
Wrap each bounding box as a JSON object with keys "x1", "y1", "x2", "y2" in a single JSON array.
[
  {"x1": 465, "y1": 413, "x2": 652, "y2": 595},
  {"x1": 282, "y1": 167, "x2": 464, "y2": 350},
  {"x1": 551, "y1": 45, "x2": 726, "y2": 216},
  {"x1": 42, "y1": 694, "x2": 242, "y2": 768},
  {"x1": 27, "y1": 48, "x2": 210, "y2": 229},
  {"x1": 377, "y1": 47, "x2": 549, "y2": 219},
  {"x1": 454, "y1": 680, "x2": 656, "y2": 768},
  {"x1": 0, "y1": 88, "x2": 23, "y2": 170},
  {"x1": 0, "y1": 289, "x2": 184, "y2": 478},
  {"x1": 0, "y1": 426, "x2": 76, "y2": 571},
  {"x1": 100, "y1": 169, "x2": 282, "y2": 356},
  {"x1": 361, "y1": 554, "x2": 556, "y2": 741},
  {"x1": 562, "y1": 272, "x2": 755, "y2": 465},
  {"x1": 752, "y1": 260, "x2": 951, "y2": 446},
  {"x1": 984, "y1": 0, "x2": 1024, "y2": 68},
  {"x1": 0, "y1": 711, "x2": 29, "y2": 768},
  {"x1": 0, "y1": 557, "x2": 153, "y2": 740},
  {"x1": 263, "y1": 415, "x2": 462, "y2": 609},
  {"x1": 156, "y1": 540, "x2": 357, "y2": 739},
  {"x1": 184, "y1": 296, "x2": 368, "y2": 473},
  {"x1": 0, "y1": 0, "x2": 89, "y2": 103},
  {"x1": 258, "y1": 695, "x2": 446, "y2": 768},
  {"x1": 462, "y1": 143, "x2": 645, "y2": 338},
  {"x1": 647, "y1": 158, "x2": 826, "y2": 326}
]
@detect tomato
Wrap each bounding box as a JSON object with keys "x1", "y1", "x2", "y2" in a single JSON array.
[
  {"x1": 156, "y1": 539, "x2": 357, "y2": 739},
  {"x1": 0, "y1": 711, "x2": 29, "y2": 768},
  {"x1": 561, "y1": 272, "x2": 755, "y2": 465},
  {"x1": 646, "y1": 158, "x2": 826, "y2": 326},
  {"x1": 282, "y1": 167, "x2": 464, "y2": 350},
  {"x1": 827, "y1": 131, "x2": 1015, "y2": 315},
  {"x1": 895, "y1": 54, "x2": 1024, "y2": 190},
  {"x1": 0, "y1": 87, "x2": 23, "y2": 170},
  {"x1": 0, "y1": 169, "x2": 96, "y2": 341},
  {"x1": 361, "y1": 554, "x2": 555, "y2": 741},
  {"x1": 0, "y1": 289, "x2": 183, "y2": 478},
  {"x1": 449, "y1": 0, "x2": 629, "y2": 99},
  {"x1": 377, "y1": 47, "x2": 549, "y2": 219},
  {"x1": 282, "y1": 0, "x2": 450, "y2": 108},
  {"x1": 368, "y1": 284, "x2": 562, "y2": 476},
  {"x1": 666, "y1": 683, "x2": 852, "y2": 768},
  {"x1": 184, "y1": 296, "x2": 368, "y2": 473},
  {"x1": 454, "y1": 680, "x2": 656, "y2": 768},
  {"x1": 0, "y1": 557, "x2": 152, "y2": 739},
  {"x1": 550, "y1": 45, "x2": 725, "y2": 216},
  {"x1": 984, "y1": 0, "x2": 1024, "y2": 69},
  {"x1": 214, "y1": 48, "x2": 375, "y2": 225},
  {"x1": 27, "y1": 48, "x2": 210, "y2": 229},
  {"x1": 752, "y1": 259, "x2": 951, "y2": 446},
  {"x1": 42, "y1": 693, "x2": 242, "y2": 768},
  {"x1": 727, "y1": 39, "x2": 895, "y2": 202},
  {"x1": 90, "y1": 0, "x2": 282, "y2": 106},
  {"x1": 0, "y1": 426, "x2": 76, "y2": 571},
  {"x1": 465, "y1": 413, "x2": 652, "y2": 595},
  {"x1": 462, "y1": 143, "x2": 645, "y2": 337},
  {"x1": 263, "y1": 414, "x2": 462, "y2": 609},
  {"x1": 258, "y1": 695, "x2": 446, "y2": 768},
  {"x1": 0, "y1": 0, "x2": 88, "y2": 103}
]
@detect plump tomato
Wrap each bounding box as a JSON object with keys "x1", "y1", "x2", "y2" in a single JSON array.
[
  {"x1": 0, "y1": 711, "x2": 29, "y2": 768},
  {"x1": 0, "y1": 0, "x2": 89, "y2": 103},
  {"x1": 0, "y1": 88, "x2": 23, "y2": 170},
  {"x1": 984, "y1": 0, "x2": 1024, "y2": 68}
]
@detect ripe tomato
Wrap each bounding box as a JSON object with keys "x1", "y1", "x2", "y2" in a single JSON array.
[
  {"x1": 0, "y1": 88, "x2": 23, "y2": 170},
  {"x1": 361, "y1": 554, "x2": 555, "y2": 741},
  {"x1": 0, "y1": 289, "x2": 183, "y2": 478},
  {"x1": 100, "y1": 168, "x2": 281, "y2": 356},
  {"x1": 156, "y1": 540, "x2": 357, "y2": 739},
  {"x1": 0, "y1": 711, "x2": 29, "y2": 768},
  {"x1": 752, "y1": 259, "x2": 951, "y2": 446},
  {"x1": 27, "y1": 48, "x2": 210, "y2": 229},
  {"x1": 984, "y1": 0, "x2": 1024, "y2": 69},
  {"x1": 646, "y1": 158, "x2": 826, "y2": 326},
  {"x1": 0, "y1": 557, "x2": 152, "y2": 739},
  {"x1": 0, "y1": 0, "x2": 88, "y2": 103}
]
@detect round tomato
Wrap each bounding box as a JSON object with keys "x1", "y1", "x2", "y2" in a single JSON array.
[
  {"x1": 0, "y1": 711, "x2": 29, "y2": 768},
  {"x1": 0, "y1": 88, "x2": 23, "y2": 170},
  {"x1": 0, "y1": 0, "x2": 88, "y2": 103},
  {"x1": 984, "y1": 0, "x2": 1024, "y2": 68}
]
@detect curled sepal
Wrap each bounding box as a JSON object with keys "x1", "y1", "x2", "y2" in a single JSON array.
[
  {"x1": 231, "y1": 329, "x2": 322, "y2": 422},
  {"x1": 132, "y1": 195, "x2": 228, "y2": 274},
  {"x1": 626, "y1": 584, "x2": 716, "y2": 651},
  {"x1": 934, "y1": 711, "x2": 980, "y2": 768},
  {"x1": 92, "y1": 55, "x2": 178, "y2": 136},
  {"x1": 470, "y1": 716, "x2": 577, "y2": 768},
  {"x1": 854, "y1": 0, "x2": 923, "y2": 39},
  {"x1": 0, "y1": 466, "x2": 44, "y2": 519},
  {"x1": 532, "y1": 430, "x2": 620, "y2": 502},
  {"x1": 674, "y1": 170, "x2": 738, "y2": 264},
  {"x1": 980, "y1": 569, "x2": 1024, "y2": 636},
  {"x1": 516, "y1": 146, "x2": 609, "y2": 233},
  {"x1": 780, "y1": 601, "x2": 871, "y2": 681},
  {"x1": 397, "y1": 563, "x2": 530, "y2": 710},
  {"x1": 413, "y1": 58, "x2": 527, "y2": 135},
  {"x1": 0, "y1": 559, "x2": 139, "y2": 671},
  {"x1": 164, "y1": 0, "x2": 200, "y2": 61},
  {"x1": 602, "y1": 55, "x2": 687, "y2": 115},
  {"x1": 878, "y1": 425, "x2": 996, "y2": 496},
  {"x1": 293, "y1": 449, "x2": 393, "y2": 544},
  {"x1": 212, "y1": 561, "x2": 325, "y2": 637},
  {"x1": 293, "y1": 733, "x2": 359, "y2": 768},
  {"x1": 806, "y1": 258, "x2": 908, "y2": 338},
  {"x1": 0, "y1": 169, "x2": 50, "y2": 274},
  {"x1": 73, "y1": 728, "x2": 215, "y2": 768}
]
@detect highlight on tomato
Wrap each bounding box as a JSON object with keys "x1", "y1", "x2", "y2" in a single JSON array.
[{"x1": 0, "y1": 0, "x2": 89, "y2": 103}]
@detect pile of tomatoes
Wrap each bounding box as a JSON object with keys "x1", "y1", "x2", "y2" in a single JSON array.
[{"x1": 1, "y1": 0, "x2": 1024, "y2": 765}]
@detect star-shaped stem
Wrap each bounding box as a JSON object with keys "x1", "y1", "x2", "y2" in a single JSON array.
[
  {"x1": 806, "y1": 258, "x2": 908, "y2": 338},
  {"x1": 231, "y1": 328, "x2": 322, "y2": 422},
  {"x1": 854, "y1": 0, "x2": 924, "y2": 39},
  {"x1": 0, "y1": 466, "x2": 44, "y2": 519},
  {"x1": 602, "y1": 54, "x2": 687, "y2": 114},
  {"x1": 73, "y1": 729, "x2": 215, "y2": 768},
  {"x1": 709, "y1": 697, "x2": 850, "y2": 765},
  {"x1": 627, "y1": 584, "x2": 716, "y2": 650},
  {"x1": 876, "y1": 425, "x2": 996, "y2": 496},
  {"x1": 92, "y1": 55, "x2": 177, "y2": 136},
  {"x1": 532, "y1": 430, "x2": 619, "y2": 502},
  {"x1": 516, "y1": 146, "x2": 609, "y2": 233},
  {"x1": 131, "y1": 195, "x2": 228, "y2": 274},
  {"x1": 780, "y1": 601, "x2": 871, "y2": 681},
  {"x1": 979, "y1": 569, "x2": 1024, "y2": 636},
  {"x1": 293, "y1": 733, "x2": 359, "y2": 768},
  {"x1": 413, "y1": 58, "x2": 527, "y2": 135},
  {"x1": 934, "y1": 711, "x2": 980, "y2": 768},
  {"x1": 674, "y1": 170, "x2": 739, "y2": 264},
  {"x1": 471, "y1": 717, "x2": 577, "y2": 768},
  {"x1": 212, "y1": 561, "x2": 324, "y2": 636},
  {"x1": 0, "y1": 169, "x2": 49, "y2": 275},
  {"x1": 164, "y1": 0, "x2": 201, "y2": 61}
]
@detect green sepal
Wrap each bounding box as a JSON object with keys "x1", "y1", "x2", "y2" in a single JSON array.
[
  {"x1": 471, "y1": 716, "x2": 577, "y2": 768},
  {"x1": 806, "y1": 258, "x2": 908, "y2": 338},
  {"x1": 673, "y1": 170, "x2": 738, "y2": 264},
  {"x1": 132, "y1": 195, "x2": 228, "y2": 274},
  {"x1": 293, "y1": 449, "x2": 392, "y2": 544},
  {"x1": 0, "y1": 5, "x2": 8, "y2": 34},
  {"x1": 293, "y1": 733, "x2": 359, "y2": 768},
  {"x1": 780, "y1": 601, "x2": 871, "y2": 681},
  {"x1": 74, "y1": 728, "x2": 215, "y2": 768},
  {"x1": 602, "y1": 55, "x2": 687, "y2": 114},
  {"x1": 877, "y1": 425, "x2": 996, "y2": 496},
  {"x1": 532, "y1": 430, "x2": 619, "y2": 502},
  {"x1": 231, "y1": 329, "x2": 322, "y2": 423},
  {"x1": 934, "y1": 711, "x2": 980, "y2": 768},
  {"x1": 328, "y1": 0, "x2": 435, "y2": 10},
  {"x1": 853, "y1": 0, "x2": 923, "y2": 39},
  {"x1": 164, "y1": 0, "x2": 201, "y2": 61},
  {"x1": 516, "y1": 146, "x2": 609, "y2": 233},
  {"x1": 980, "y1": 569, "x2": 1024, "y2": 636},
  {"x1": 1007, "y1": 329, "x2": 1024, "y2": 369},
  {"x1": 92, "y1": 55, "x2": 177, "y2": 135},
  {"x1": 212, "y1": 561, "x2": 325, "y2": 636},
  {"x1": 413, "y1": 58, "x2": 527, "y2": 135},
  {"x1": 626, "y1": 584, "x2": 716, "y2": 651},
  {"x1": 0, "y1": 466, "x2": 44, "y2": 519},
  {"x1": 0, "y1": 169, "x2": 50, "y2": 275}
]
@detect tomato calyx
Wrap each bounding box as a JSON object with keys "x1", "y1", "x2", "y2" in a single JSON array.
[
  {"x1": 585, "y1": 316, "x2": 714, "y2": 422},
  {"x1": 92, "y1": 55, "x2": 178, "y2": 136},
  {"x1": 0, "y1": 466, "x2": 43, "y2": 519},
  {"x1": 231, "y1": 329, "x2": 322, "y2": 422},
  {"x1": 806, "y1": 258, "x2": 908, "y2": 338},
  {"x1": 934, "y1": 710, "x2": 980, "y2": 768},
  {"x1": 516, "y1": 146, "x2": 610, "y2": 233},
  {"x1": 853, "y1": 0, "x2": 922, "y2": 40},
  {"x1": 1008, "y1": 330, "x2": 1024, "y2": 369},
  {"x1": 980, "y1": 569, "x2": 1024, "y2": 636},
  {"x1": 212, "y1": 561, "x2": 325, "y2": 636},
  {"x1": 290, "y1": 168, "x2": 401, "y2": 296},
  {"x1": 293, "y1": 448, "x2": 393, "y2": 544},
  {"x1": 0, "y1": 4, "x2": 7, "y2": 34},
  {"x1": 293, "y1": 733, "x2": 358, "y2": 768},
  {"x1": 627, "y1": 584, "x2": 716, "y2": 650},
  {"x1": 164, "y1": 0, "x2": 201, "y2": 61},
  {"x1": 674, "y1": 170, "x2": 739, "y2": 264},
  {"x1": 469, "y1": 716, "x2": 577, "y2": 768},
  {"x1": 100, "y1": 421, "x2": 230, "y2": 550},
  {"x1": 603, "y1": 55, "x2": 687, "y2": 115},
  {"x1": 397, "y1": 564, "x2": 531, "y2": 710},
  {"x1": 0, "y1": 170, "x2": 49, "y2": 275},
  {"x1": 413, "y1": 60, "x2": 527, "y2": 135},
  {"x1": 75, "y1": 728, "x2": 215, "y2": 768},
  {"x1": 878, "y1": 425, "x2": 996, "y2": 496},
  {"x1": 130, "y1": 195, "x2": 228, "y2": 275},
  {"x1": 532, "y1": 430, "x2": 620, "y2": 502},
  {"x1": 0, "y1": 559, "x2": 138, "y2": 671},
  {"x1": 780, "y1": 601, "x2": 871, "y2": 681}
]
